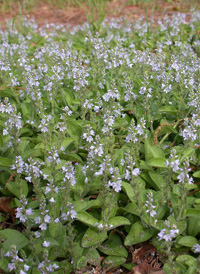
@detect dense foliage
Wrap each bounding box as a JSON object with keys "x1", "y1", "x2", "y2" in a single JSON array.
[{"x1": 0, "y1": 11, "x2": 200, "y2": 274}]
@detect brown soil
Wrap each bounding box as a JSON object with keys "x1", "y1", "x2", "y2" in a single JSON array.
[{"x1": 0, "y1": 0, "x2": 198, "y2": 29}]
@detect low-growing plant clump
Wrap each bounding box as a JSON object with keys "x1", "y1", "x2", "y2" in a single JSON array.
[{"x1": 0, "y1": 11, "x2": 200, "y2": 274}]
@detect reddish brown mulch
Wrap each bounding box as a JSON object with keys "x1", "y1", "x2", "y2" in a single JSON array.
[{"x1": 0, "y1": 0, "x2": 197, "y2": 29}]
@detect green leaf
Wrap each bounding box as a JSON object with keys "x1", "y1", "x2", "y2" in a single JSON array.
[
  {"x1": 61, "y1": 138, "x2": 74, "y2": 151},
  {"x1": 55, "y1": 260, "x2": 72, "y2": 274},
  {"x1": 103, "y1": 255, "x2": 126, "y2": 269},
  {"x1": 0, "y1": 157, "x2": 12, "y2": 167},
  {"x1": 0, "y1": 259, "x2": 9, "y2": 272},
  {"x1": 122, "y1": 263, "x2": 137, "y2": 271},
  {"x1": 66, "y1": 122, "x2": 82, "y2": 142},
  {"x1": 146, "y1": 158, "x2": 167, "y2": 168},
  {"x1": 21, "y1": 102, "x2": 31, "y2": 118},
  {"x1": 159, "y1": 106, "x2": 181, "y2": 115},
  {"x1": 148, "y1": 171, "x2": 166, "y2": 189},
  {"x1": 178, "y1": 236, "x2": 199, "y2": 247},
  {"x1": 22, "y1": 148, "x2": 44, "y2": 161},
  {"x1": 185, "y1": 183, "x2": 197, "y2": 191},
  {"x1": 139, "y1": 160, "x2": 153, "y2": 171},
  {"x1": 73, "y1": 238, "x2": 84, "y2": 259},
  {"x1": 72, "y1": 200, "x2": 101, "y2": 213},
  {"x1": 145, "y1": 139, "x2": 165, "y2": 161},
  {"x1": 86, "y1": 248, "x2": 101, "y2": 266},
  {"x1": 113, "y1": 117, "x2": 129, "y2": 129},
  {"x1": 76, "y1": 212, "x2": 99, "y2": 227},
  {"x1": 72, "y1": 99, "x2": 80, "y2": 105},
  {"x1": 61, "y1": 152, "x2": 83, "y2": 163},
  {"x1": 31, "y1": 268, "x2": 43, "y2": 274},
  {"x1": 188, "y1": 216, "x2": 200, "y2": 237},
  {"x1": 106, "y1": 216, "x2": 131, "y2": 230},
  {"x1": 183, "y1": 148, "x2": 195, "y2": 158},
  {"x1": 0, "y1": 120, "x2": 5, "y2": 127},
  {"x1": 62, "y1": 89, "x2": 74, "y2": 105},
  {"x1": 184, "y1": 208, "x2": 200, "y2": 219},
  {"x1": 0, "y1": 88, "x2": 16, "y2": 98},
  {"x1": 73, "y1": 200, "x2": 91, "y2": 212},
  {"x1": 27, "y1": 200, "x2": 39, "y2": 210},
  {"x1": 193, "y1": 171, "x2": 200, "y2": 178},
  {"x1": 82, "y1": 227, "x2": 107, "y2": 248},
  {"x1": 6, "y1": 179, "x2": 28, "y2": 198},
  {"x1": 0, "y1": 229, "x2": 28, "y2": 251},
  {"x1": 0, "y1": 135, "x2": 3, "y2": 147},
  {"x1": 123, "y1": 202, "x2": 140, "y2": 216},
  {"x1": 76, "y1": 256, "x2": 87, "y2": 269},
  {"x1": 98, "y1": 233, "x2": 128, "y2": 257},
  {"x1": 124, "y1": 221, "x2": 155, "y2": 246},
  {"x1": 164, "y1": 262, "x2": 186, "y2": 273},
  {"x1": 49, "y1": 221, "x2": 65, "y2": 239},
  {"x1": 177, "y1": 220, "x2": 187, "y2": 235},
  {"x1": 156, "y1": 125, "x2": 177, "y2": 137},
  {"x1": 121, "y1": 181, "x2": 135, "y2": 202},
  {"x1": 176, "y1": 255, "x2": 196, "y2": 266}
]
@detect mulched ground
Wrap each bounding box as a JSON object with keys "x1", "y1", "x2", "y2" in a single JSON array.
[{"x1": 0, "y1": 0, "x2": 196, "y2": 29}]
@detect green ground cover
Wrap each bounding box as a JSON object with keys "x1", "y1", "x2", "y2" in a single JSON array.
[{"x1": 0, "y1": 8, "x2": 200, "y2": 274}]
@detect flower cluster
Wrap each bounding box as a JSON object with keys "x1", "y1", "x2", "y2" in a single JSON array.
[
  {"x1": 158, "y1": 222, "x2": 179, "y2": 242},
  {"x1": 126, "y1": 118, "x2": 147, "y2": 143},
  {"x1": 5, "y1": 246, "x2": 30, "y2": 274}
]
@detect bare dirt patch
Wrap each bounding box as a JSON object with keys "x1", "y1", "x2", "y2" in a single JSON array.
[{"x1": 0, "y1": 0, "x2": 197, "y2": 29}]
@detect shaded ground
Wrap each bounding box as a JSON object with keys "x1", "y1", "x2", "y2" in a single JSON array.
[{"x1": 0, "y1": 0, "x2": 197, "y2": 29}]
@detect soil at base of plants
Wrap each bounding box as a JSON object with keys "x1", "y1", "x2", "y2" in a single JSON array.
[{"x1": 0, "y1": 0, "x2": 198, "y2": 29}]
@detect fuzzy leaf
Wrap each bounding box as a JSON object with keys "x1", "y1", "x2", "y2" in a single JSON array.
[
  {"x1": 66, "y1": 122, "x2": 82, "y2": 142},
  {"x1": 106, "y1": 216, "x2": 131, "y2": 230},
  {"x1": 22, "y1": 148, "x2": 43, "y2": 161},
  {"x1": 0, "y1": 135, "x2": 3, "y2": 147},
  {"x1": 73, "y1": 200, "x2": 101, "y2": 213},
  {"x1": 76, "y1": 212, "x2": 99, "y2": 227},
  {"x1": 148, "y1": 171, "x2": 166, "y2": 189},
  {"x1": 6, "y1": 179, "x2": 28, "y2": 198},
  {"x1": 184, "y1": 208, "x2": 200, "y2": 219},
  {"x1": 0, "y1": 157, "x2": 12, "y2": 167},
  {"x1": 121, "y1": 181, "x2": 135, "y2": 202},
  {"x1": 82, "y1": 227, "x2": 107, "y2": 248},
  {"x1": 61, "y1": 152, "x2": 83, "y2": 163},
  {"x1": 0, "y1": 259, "x2": 9, "y2": 272},
  {"x1": 193, "y1": 171, "x2": 200, "y2": 178},
  {"x1": 178, "y1": 236, "x2": 199, "y2": 247},
  {"x1": 98, "y1": 233, "x2": 128, "y2": 257},
  {"x1": 103, "y1": 255, "x2": 126, "y2": 269},
  {"x1": 146, "y1": 158, "x2": 167, "y2": 168},
  {"x1": 176, "y1": 255, "x2": 196, "y2": 266},
  {"x1": 159, "y1": 106, "x2": 181, "y2": 115},
  {"x1": 145, "y1": 139, "x2": 165, "y2": 161},
  {"x1": 86, "y1": 248, "x2": 101, "y2": 266},
  {"x1": 49, "y1": 221, "x2": 65, "y2": 240},
  {"x1": 61, "y1": 138, "x2": 74, "y2": 151},
  {"x1": 188, "y1": 216, "x2": 200, "y2": 237},
  {"x1": 0, "y1": 229, "x2": 28, "y2": 251},
  {"x1": 123, "y1": 202, "x2": 140, "y2": 216},
  {"x1": 124, "y1": 221, "x2": 155, "y2": 246}
]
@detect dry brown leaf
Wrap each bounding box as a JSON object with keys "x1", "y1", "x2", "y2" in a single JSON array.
[
  {"x1": 150, "y1": 271, "x2": 164, "y2": 274},
  {"x1": 0, "y1": 197, "x2": 16, "y2": 215},
  {"x1": 132, "y1": 262, "x2": 150, "y2": 274},
  {"x1": 133, "y1": 243, "x2": 156, "y2": 264}
]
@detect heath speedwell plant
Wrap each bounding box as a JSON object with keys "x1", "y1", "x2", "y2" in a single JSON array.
[{"x1": 0, "y1": 11, "x2": 200, "y2": 274}]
